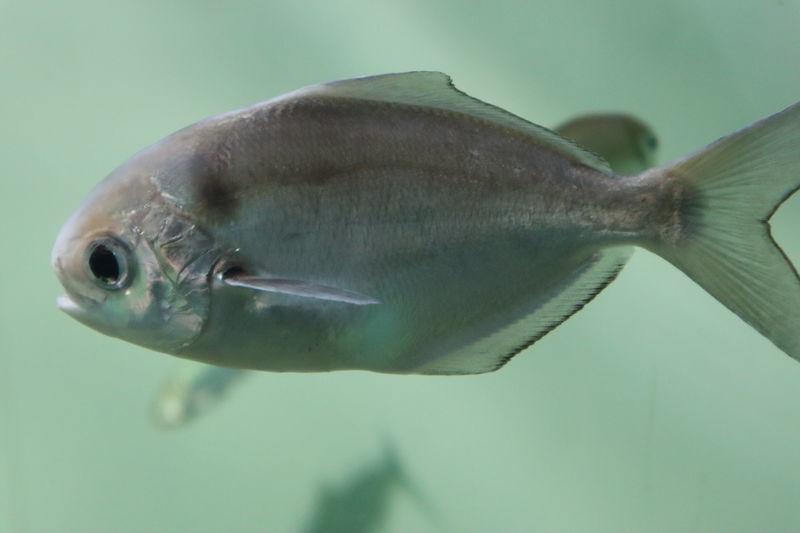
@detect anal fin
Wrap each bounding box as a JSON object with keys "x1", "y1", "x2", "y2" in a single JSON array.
[{"x1": 415, "y1": 247, "x2": 632, "y2": 375}]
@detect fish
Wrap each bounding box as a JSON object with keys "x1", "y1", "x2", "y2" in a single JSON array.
[
  {"x1": 152, "y1": 361, "x2": 247, "y2": 427},
  {"x1": 554, "y1": 113, "x2": 657, "y2": 175},
  {"x1": 52, "y1": 72, "x2": 800, "y2": 374},
  {"x1": 300, "y1": 444, "x2": 438, "y2": 533},
  {"x1": 145, "y1": 112, "x2": 661, "y2": 423}
]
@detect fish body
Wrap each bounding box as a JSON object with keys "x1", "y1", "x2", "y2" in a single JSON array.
[
  {"x1": 147, "y1": 112, "x2": 660, "y2": 421},
  {"x1": 52, "y1": 72, "x2": 800, "y2": 373}
]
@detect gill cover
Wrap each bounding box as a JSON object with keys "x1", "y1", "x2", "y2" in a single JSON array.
[{"x1": 126, "y1": 199, "x2": 220, "y2": 351}]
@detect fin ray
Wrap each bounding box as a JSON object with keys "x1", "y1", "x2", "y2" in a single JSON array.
[{"x1": 223, "y1": 273, "x2": 380, "y2": 305}]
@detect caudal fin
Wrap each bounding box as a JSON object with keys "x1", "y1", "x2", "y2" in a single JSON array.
[{"x1": 649, "y1": 102, "x2": 800, "y2": 360}]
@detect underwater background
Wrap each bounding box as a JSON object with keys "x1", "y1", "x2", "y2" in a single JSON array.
[{"x1": 2, "y1": 0, "x2": 800, "y2": 531}]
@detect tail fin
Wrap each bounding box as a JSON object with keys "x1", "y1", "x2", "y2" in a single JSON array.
[{"x1": 648, "y1": 102, "x2": 800, "y2": 360}]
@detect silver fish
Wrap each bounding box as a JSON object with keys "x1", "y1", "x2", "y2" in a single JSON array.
[
  {"x1": 52, "y1": 72, "x2": 800, "y2": 374},
  {"x1": 147, "y1": 112, "x2": 660, "y2": 423}
]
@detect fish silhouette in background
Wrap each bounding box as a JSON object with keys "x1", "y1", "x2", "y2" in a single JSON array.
[
  {"x1": 152, "y1": 361, "x2": 247, "y2": 427},
  {"x1": 300, "y1": 444, "x2": 439, "y2": 533},
  {"x1": 148, "y1": 113, "x2": 659, "y2": 426},
  {"x1": 555, "y1": 113, "x2": 657, "y2": 175},
  {"x1": 52, "y1": 72, "x2": 800, "y2": 374}
]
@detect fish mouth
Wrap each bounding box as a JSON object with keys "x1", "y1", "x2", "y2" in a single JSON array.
[
  {"x1": 57, "y1": 294, "x2": 81, "y2": 314},
  {"x1": 56, "y1": 294, "x2": 93, "y2": 320}
]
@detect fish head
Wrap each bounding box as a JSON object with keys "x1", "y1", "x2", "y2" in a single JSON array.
[{"x1": 52, "y1": 141, "x2": 219, "y2": 355}]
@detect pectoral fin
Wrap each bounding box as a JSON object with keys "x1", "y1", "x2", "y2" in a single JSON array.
[{"x1": 222, "y1": 272, "x2": 380, "y2": 305}]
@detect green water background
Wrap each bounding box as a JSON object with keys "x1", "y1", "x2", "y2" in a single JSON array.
[{"x1": 2, "y1": 1, "x2": 800, "y2": 531}]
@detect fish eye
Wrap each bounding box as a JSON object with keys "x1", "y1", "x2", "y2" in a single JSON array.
[
  {"x1": 644, "y1": 135, "x2": 658, "y2": 150},
  {"x1": 85, "y1": 237, "x2": 134, "y2": 290}
]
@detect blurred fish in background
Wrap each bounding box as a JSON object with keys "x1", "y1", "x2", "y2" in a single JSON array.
[
  {"x1": 555, "y1": 113, "x2": 658, "y2": 175},
  {"x1": 300, "y1": 443, "x2": 440, "y2": 533},
  {"x1": 152, "y1": 362, "x2": 247, "y2": 427}
]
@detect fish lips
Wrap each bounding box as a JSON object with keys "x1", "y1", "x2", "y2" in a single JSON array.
[
  {"x1": 56, "y1": 293, "x2": 104, "y2": 328},
  {"x1": 53, "y1": 255, "x2": 100, "y2": 322},
  {"x1": 56, "y1": 294, "x2": 83, "y2": 315}
]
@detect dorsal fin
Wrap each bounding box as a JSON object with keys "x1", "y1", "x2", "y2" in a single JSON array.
[{"x1": 280, "y1": 72, "x2": 612, "y2": 173}]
